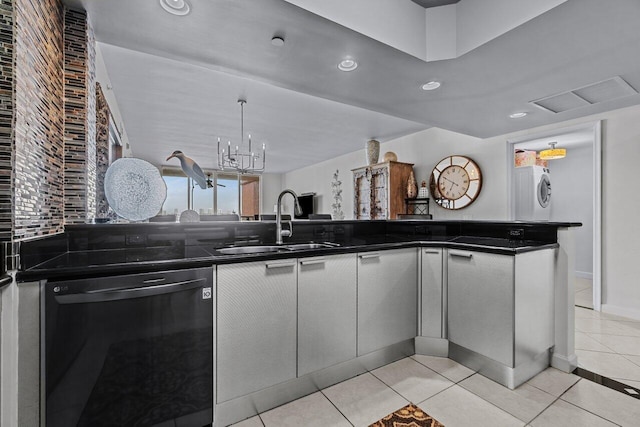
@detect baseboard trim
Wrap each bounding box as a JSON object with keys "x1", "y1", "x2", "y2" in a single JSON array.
[
  {"x1": 551, "y1": 352, "x2": 578, "y2": 373},
  {"x1": 414, "y1": 336, "x2": 448, "y2": 357},
  {"x1": 575, "y1": 271, "x2": 593, "y2": 280},
  {"x1": 601, "y1": 304, "x2": 640, "y2": 322},
  {"x1": 449, "y1": 343, "x2": 551, "y2": 389},
  {"x1": 214, "y1": 339, "x2": 414, "y2": 426}
]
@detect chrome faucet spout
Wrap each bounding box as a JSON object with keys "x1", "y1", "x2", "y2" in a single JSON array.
[{"x1": 276, "y1": 189, "x2": 301, "y2": 244}]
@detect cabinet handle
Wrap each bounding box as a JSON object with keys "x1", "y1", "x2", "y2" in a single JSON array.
[
  {"x1": 449, "y1": 250, "x2": 473, "y2": 259},
  {"x1": 423, "y1": 249, "x2": 440, "y2": 254},
  {"x1": 300, "y1": 258, "x2": 326, "y2": 266},
  {"x1": 359, "y1": 253, "x2": 380, "y2": 259},
  {"x1": 265, "y1": 261, "x2": 296, "y2": 269}
]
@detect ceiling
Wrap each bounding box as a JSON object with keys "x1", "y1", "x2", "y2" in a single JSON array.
[
  {"x1": 410, "y1": 0, "x2": 460, "y2": 8},
  {"x1": 62, "y1": 0, "x2": 640, "y2": 173}
]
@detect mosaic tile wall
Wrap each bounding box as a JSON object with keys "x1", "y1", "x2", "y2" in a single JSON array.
[
  {"x1": 64, "y1": 8, "x2": 96, "y2": 224},
  {"x1": 95, "y1": 82, "x2": 110, "y2": 218},
  {"x1": 0, "y1": 0, "x2": 14, "y2": 242},
  {"x1": 13, "y1": 0, "x2": 65, "y2": 240}
]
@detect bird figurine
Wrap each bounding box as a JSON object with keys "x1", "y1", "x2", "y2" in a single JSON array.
[{"x1": 166, "y1": 150, "x2": 210, "y2": 189}]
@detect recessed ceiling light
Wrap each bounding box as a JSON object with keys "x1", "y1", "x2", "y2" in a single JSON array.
[
  {"x1": 338, "y1": 58, "x2": 358, "y2": 72},
  {"x1": 159, "y1": 0, "x2": 191, "y2": 16},
  {"x1": 421, "y1": 81, "x2": 441, "y2": 91},
  {"x1": 271, "y1": 36, "x2": 285, "y2": 47},
  {"x1": 509, "y1": 112, "x2": 528, "y2": 119}
]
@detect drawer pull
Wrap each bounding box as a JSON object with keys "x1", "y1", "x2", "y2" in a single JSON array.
[
  {"x1": 449, "y1": 251, "x2": 473, "y2": 259},
  {"x1": 300, "y1": 258, "x2": 326, "y2": 266},
  {"x1": 359, "y1": 253, "x2": 380, "y2": 259},
  {"x1": 265, "y1": 261, "x2": 296, "y2": 269},
  {"x1": 423, "y1": 250, "x2": 440, "y2": 254}
]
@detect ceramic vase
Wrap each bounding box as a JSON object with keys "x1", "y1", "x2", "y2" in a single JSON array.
[
  {"x1": 366, "y1": 139, "x2": 380, "y2": 165},
  {"x1": 407, "y1": 170, "x2": 418, "y2": 199}
]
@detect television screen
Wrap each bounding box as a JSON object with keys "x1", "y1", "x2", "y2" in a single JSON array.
[{"x1": 295, "y1": 194, "x2": 315, "y2": 219}]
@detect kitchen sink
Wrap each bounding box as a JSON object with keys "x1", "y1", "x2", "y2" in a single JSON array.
[
  {"x1": 283, "y1": 243, "x2": 338, "y2": 250},
  {"x1": 216, "y1": 242, "x2": 339, "y2": 255},
  {"x1": 217, "y1": 245, "x2": 284, "y2": 255}
]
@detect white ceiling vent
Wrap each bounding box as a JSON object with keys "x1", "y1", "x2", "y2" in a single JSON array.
[{"x1": 531, "y1": 76, "x2": 638, "y2": 113}]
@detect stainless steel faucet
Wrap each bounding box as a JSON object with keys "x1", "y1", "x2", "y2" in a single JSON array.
[{"x1": 276, "y1": 189, "x2": 302, "y2": 244}]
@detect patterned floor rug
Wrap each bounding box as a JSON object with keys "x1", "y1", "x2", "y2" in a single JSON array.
[{"x1": 369, "y1": 403, "x2": 445, "y2": 427}]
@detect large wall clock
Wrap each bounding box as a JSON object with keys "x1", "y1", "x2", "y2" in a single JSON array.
[{"x1": 429, "y1": 155, "x2": 482, "y2": 210}]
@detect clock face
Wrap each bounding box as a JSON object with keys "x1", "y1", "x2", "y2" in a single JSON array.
[
  {"x1": 430, "y1": 155, "x2": 482, "y2": 210},
  {"x1": 437, "y1": 165, "x2": 470, "y2": 201}
]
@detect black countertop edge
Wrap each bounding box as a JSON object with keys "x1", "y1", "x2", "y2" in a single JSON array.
[
  {"x1": 0, "y1": 274, "x2": 13, "y2": 290},
  {"x1": 16, "y1": 241, "x2": 559, "y2": 283},
  {"x1": 64, "y1": 219, "x2": 582, "y2": 228}
]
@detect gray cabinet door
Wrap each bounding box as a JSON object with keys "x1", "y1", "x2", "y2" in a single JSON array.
[
  {"x1": 217, "y1": 260, "x2": 297, "y2": 403},
  {"x1": 421, "y1": 248, "x2": 443, "y2": 338},
  {"x1": 298, "y1": 254, "x2": 357, "y2": 376},
  {"x1": 447, "y1": 250, "x2": 515, "y2": 367},
  {"x1": 357, "y1": 248, "x2": 418, "y2": 356}
]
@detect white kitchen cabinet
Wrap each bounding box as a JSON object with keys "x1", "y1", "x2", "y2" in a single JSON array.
[
  {"x1": 297, "y1": 254, "x2": 357, "y2": 376},
  {"x1": 447, "y1": 250, "x2": 514, "y2": 366},
  {"x1": 447, "y1": 248, "x2": 554, "y2": 369},
  {"x1": 216, "y1": 259, "x2": 297, "y2": 403},
  {"x1": 420, "y1": 248, "x2": 443, "y2": 338},
  {"x1": 357, "y1": 248, "x2": 418, "y2": 356}
]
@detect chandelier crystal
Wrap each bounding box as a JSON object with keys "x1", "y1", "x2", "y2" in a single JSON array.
[{"x1": 217, "y1": 99, "x2": 266, "y2": 174}]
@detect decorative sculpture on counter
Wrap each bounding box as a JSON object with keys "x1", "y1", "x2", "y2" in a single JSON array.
[
  {"x1": 166, "y1": 150, "x2": 212, "y2": 189},
  {"x1": 407, "y1": 169, "x2": 418, "y2": 199},
  {"x1": 331, "y1": 169, "x2": 345, "y2": 220},
  {"x1": 104, "y1": 158, "x2": 167, "y2": 221},
  {"x1": 418, "y1": 180, "x2": 429, "y2": 198}
]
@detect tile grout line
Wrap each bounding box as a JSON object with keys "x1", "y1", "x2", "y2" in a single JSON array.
[
  {"x1": 454, "y1": 374, "x2": 560, "y2": 425},
  {"x1": 556, "y1": 380, "x2": 625, "y2": 426},
  {"x1": 318, "y1": 388, "x2": 356, "y2": 427}
]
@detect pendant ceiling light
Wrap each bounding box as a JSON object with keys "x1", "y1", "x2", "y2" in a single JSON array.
[
  {"x1": 539, "y1": 142, "x2": 566, "y2": 160},
  {"x1": 217, "y1": 99, "x2": 266, "y2": 174}
]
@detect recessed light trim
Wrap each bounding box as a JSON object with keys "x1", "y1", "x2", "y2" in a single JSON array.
[
  {"x1": 338, "y1": 58, "x2": 358, "y2": 72},
  {"x1": 509, "y1": 112, "x2": 528, "y2": 119},
  {"x1": 421, "y1": 81, "x2": 441, "y2": 91},
  {"x1": 271, "y1": 36, "x2": 285, "y2": 47},
  {"x1": 159, "y1": 0, "x2": 191, "y2": 16}
]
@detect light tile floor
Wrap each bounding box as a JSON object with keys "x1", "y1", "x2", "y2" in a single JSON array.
[
  {"x1": 231, "y1": 349, "x2": 640, "y2": 426},
  {"x1": 231, "y1": 286, "x2": 640, "y2": 427}
]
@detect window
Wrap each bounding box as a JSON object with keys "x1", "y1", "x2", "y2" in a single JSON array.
[{"x1": 161, "y1": 168, "x2": 260, "y2": 218}]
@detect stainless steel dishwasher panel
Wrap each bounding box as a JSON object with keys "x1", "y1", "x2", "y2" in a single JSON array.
[{"x1": 43, "y1": 267, "x2": 214, "y2": 427}]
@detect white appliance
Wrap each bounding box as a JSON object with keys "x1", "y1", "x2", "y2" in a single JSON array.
[{"x1": 514, "y1": 165, "x2": 551, "y2": 221}]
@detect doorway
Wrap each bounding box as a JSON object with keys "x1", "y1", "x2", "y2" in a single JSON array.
[{"x1": 506, "y1": 121, "x2": 602, "y2": 310}]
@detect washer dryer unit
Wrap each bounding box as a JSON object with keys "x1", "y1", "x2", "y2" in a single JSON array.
[{"x1": 514, "y1": 165, "x2": 551, "y2": 221}]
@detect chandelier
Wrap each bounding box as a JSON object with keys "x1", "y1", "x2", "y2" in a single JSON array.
[{"x1": 217, "y1": 99, "x2": 266, "y2": 174}]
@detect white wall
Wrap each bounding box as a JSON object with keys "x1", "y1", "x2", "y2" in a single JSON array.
[
  {"x1": 547, "y1": 144, "x2": 593, "y2": 276},
  {"x1": 285, "y1": 127, "x2": 508, "y2": 220},
  {"x1": 283, "y1": 103, "x2": 640, "y2": 320},
  {"x1": 456, "y1": 0, "x2": 567, "y2": 56},
  {"x1": 261, "y1": 173, "x2": 284, "y2": 214}
]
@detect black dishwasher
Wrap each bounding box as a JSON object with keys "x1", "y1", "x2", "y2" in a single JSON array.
[{"x1": 43, "y1": 267, "x2": 214, "y2": 427}]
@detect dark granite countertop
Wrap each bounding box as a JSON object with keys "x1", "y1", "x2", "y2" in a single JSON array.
[
  {"x1": 0, "y1": 274, "x2": 12, "y2": 289},
  {"x1": 16, "y1": 235, "x2": 559, "y2": 282}
]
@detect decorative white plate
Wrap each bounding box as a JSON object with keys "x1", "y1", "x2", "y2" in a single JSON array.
[{"x1": 104, "y1": 158, "x2": 167, "y2": 221}]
